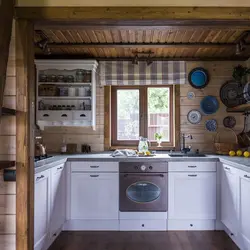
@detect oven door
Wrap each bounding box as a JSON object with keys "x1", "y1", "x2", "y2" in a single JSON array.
[{"x1": 119, "y1": 173, "x2": 167, "y2": 212}]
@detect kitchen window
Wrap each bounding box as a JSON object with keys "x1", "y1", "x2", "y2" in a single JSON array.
[{"x1": 111, "y1": 86, "x2": 174, "y2": 148}]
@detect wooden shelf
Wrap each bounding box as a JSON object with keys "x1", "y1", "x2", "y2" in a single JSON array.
[
  {"x1": 1, "y1": 107, "x2": 16, "y2": 116},
  {"x1": 38, "y1": 96, "x2": 92, "y2": 100},
  {"x1": 0, "y1": 161, "x2": 16, "y2": 170},
  {"x1": 227, "y1": 103, "x2": 250, "y2": 113},
  {"x1": 38, "y1": 82, "x2": 91, "y2": 86}
]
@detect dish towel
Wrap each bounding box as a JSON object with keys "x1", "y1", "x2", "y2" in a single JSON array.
[{"x1": 111, "y1": 149, "x2": 138, "y2": 157}]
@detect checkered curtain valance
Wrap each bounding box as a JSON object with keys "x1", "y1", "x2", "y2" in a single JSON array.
[{"x1": 99, "y1": 61, "x2": 186, "y2": 85}]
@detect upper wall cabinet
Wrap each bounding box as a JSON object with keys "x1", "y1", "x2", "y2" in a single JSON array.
[{"x1": 35, "y1": 60, "x2": 98, "y2": 130}]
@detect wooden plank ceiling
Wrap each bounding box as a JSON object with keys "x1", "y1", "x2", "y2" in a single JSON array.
[{"x1": 34, "y1": 27, "x2": 250, "y2": 60}]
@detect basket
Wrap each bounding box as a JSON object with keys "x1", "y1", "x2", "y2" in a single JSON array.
[
  {"x1": 38, "y1": 84, "x2": 58, "y2": 96},
  {"x1": 214, "y1": 128, "x2": 238, "y2": 155}
]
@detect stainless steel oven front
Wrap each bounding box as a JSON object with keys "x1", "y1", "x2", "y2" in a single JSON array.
[{"x1": 119, "y1": 161, "x2": 168, "y2": 212}]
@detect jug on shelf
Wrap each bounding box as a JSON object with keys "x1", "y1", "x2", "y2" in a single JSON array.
[{"x1": 138, "y1": 136, "x2": 150, "y2": 153}]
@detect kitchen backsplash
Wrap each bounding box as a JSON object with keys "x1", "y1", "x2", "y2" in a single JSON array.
[{"x1": 42, "y1": 61, "x2": 247, "y2": 154}]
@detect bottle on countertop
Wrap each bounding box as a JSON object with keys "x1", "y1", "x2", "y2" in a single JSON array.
[{"x1": 61, "y1": 137, "x2": 67, "y2": 154}]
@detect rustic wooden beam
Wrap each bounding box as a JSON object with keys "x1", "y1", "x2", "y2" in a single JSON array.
[
  {"x1": 15, "y1": 7, "x2": 250, "y2": 22},
  {"x1": 43, "y1": 42, "x2": 250, "y2": 49},
  {"x1": 16, "y1": 19, "x2": 35, "y2": 250},
  {"x1": 35, "y1": 54, "x2": 249, "y2": 61},
  {"x1": 0, "y1": 0, "x2": 15, "y2": 114}
]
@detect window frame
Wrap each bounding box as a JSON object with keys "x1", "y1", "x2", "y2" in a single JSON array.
[{"x1": 111, "y1": 85, "x2": 174, "y2": 148}]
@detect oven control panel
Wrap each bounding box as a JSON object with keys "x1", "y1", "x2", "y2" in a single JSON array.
[{"x1": 119, "y1": 162, "x2": 168, "y2": 173}]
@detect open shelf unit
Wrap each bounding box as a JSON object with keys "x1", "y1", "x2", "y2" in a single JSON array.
[
  {"x1": 0, "y1": 161, "x2": 16, "y2": 170},
  {"x1": 35, "y1": 60, "x2": 98, "y2": 130},
  {"x1": 227, "y1": 103, "x2": 250, "y2": 113}
]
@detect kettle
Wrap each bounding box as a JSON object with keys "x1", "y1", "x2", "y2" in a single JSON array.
[{"x1": 35, "y1": 142, "x2": 46, "y2": 156}]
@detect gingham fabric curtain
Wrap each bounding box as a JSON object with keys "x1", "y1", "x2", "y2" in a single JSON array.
[{"x1": 99, "y1": 61, "x2": 186, "y2": 85}]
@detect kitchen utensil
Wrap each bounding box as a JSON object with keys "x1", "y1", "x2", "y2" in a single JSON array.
[
  {"x1": 220, "y1": 80, "x2": 246, "y2": 108},
  {"x1": 205, "y1": 119, "x2": 217, "y2": 132},
  {"x1": 188, "y1": 67, "x2": 209, "y2": 89},
  {"x1": 214, "y1": 128, "x2": 238, "y2": 155},
  {"x1": 243, "y1": 82, "x2": 250, "y2": 102},
  {"x1": 200, "y1": 96, "x2": 219, "y2": 115},
  {"x1": 237, "y1": 115, "x2": 250, "y2": 148},
  {"x1": 223, "y1": 116, "x2": 236, "y2": 128},
  {"x1": 187, "y1": 110, "x2": 202, "y2": 124},
  {"x1": 187, "y1": 92, "x2": 195, "y2": 100}
]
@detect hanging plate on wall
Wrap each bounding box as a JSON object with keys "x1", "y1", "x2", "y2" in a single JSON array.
[
  {"x1": 187, "y1": 91, "x2": 195, "y2": 100},
  {"x1": 205, "y1": 119, "x2": 217, "y2": 132},
  {"x1": 223, "y1": 116, "x2": 236, "y2": 128},
  {"x1": 187, "y1": 110, "x2": 202, "y2": 124},
  {"x1": 220, "y1": 80, "x2": 246, "y2": 108},
  {"x1": 188, "y1": 67, "x2": 209, "y2": 89},
  {"x1": 243, "y1": 82, "x2": 250, "y2": 103},
  {"x1": 200, "y1": 95, "x2": 219, "y2": 115}
]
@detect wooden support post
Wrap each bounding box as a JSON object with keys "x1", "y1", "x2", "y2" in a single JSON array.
[
  {"x1": 0, "y1": 0, "x2": 14, "y2": 114},
  {"x1": 104, "y1": 86, "x2": 111, "y2": 150},
  {"x1": 16, "y1": 19, "x2": 35, "y2": 250}
]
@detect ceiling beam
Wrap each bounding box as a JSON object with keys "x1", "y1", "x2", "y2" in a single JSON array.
[
  {"x1": 35, "y1": 54, "x2": 249, "y2": 62},
  {"x1": 40, "y1": 42, "x2": 250, "y2": 50},
  {"x1": 15, "y1": 7, "x2": 250, "y2": 24}
]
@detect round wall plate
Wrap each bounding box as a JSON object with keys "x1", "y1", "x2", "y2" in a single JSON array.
[
  {"x1": 187, "y1": 110, "x2": 202, "y2": 124},
  {"x1": 223, "y1": 116, "x2": 236, "y2": 128},
  {"x1": 200, "y1": 95, "x2": 219, "y2": 115},
  {"x1": 187, "y1": 92, "x2": 195, "y2": 100},
  {"x1": 188, "y1": 67, "x2": 209, "y2": 89},
  {"x1": 243, "y1": 82, "x2": 250, "y2": 102},
  {"x1": 205, "y1": 119, "x2": 217, "y2": 132}
]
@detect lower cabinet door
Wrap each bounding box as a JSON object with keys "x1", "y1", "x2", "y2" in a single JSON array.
[
  {"x1": 50, "y1": 164, "x2": 66, "y2": 238},
  {"x1": 168, "y1": 172, "x2": 216, "y2": 220},
  {"x1": 239, "y1": 171, "x2": 250, "y2": 250},
  {"x1": 70, "y1": 173, "x2": 119, "y2": 220},
  {"x1": 34, "y1": 169, "x2": 50, "y2": 250}
]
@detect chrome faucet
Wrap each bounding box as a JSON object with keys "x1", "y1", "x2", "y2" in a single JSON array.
[{"x1": 181, "y1": 134, "x2": 193, "y2": 154}]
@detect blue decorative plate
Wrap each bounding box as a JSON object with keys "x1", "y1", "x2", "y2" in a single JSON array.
[
  {"x1": 205, "y1": 119, "x2": 217, "y2": 132},
  {"x1": 200, "y1": 96, "x2": 219, "y2": 115},
  {"x1": 188, "y1": 67, "x2": 209, "y2": 89}
]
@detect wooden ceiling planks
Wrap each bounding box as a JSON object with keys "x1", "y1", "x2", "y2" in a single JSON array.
[{"x1": 35, "y1": 27, "x2": 250, "y2": 60}]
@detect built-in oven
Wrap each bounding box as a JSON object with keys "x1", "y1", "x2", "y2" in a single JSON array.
[{"x1": 119, "y1": 162, "x2": 168, "y2": 212}]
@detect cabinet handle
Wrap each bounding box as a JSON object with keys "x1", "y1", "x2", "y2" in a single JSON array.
[
  {"x1": 188, "y1": 174, "x2": 197, "y2": 177},
  {"x1": 61, "y1": 114, "x2": 68, "y2": 117},
  {"x1": 43, "y1": 114, "x2": 49, "y2": 117},
  {"x1": 80, "y1": 114, "x2": 86, "y2": 117},
  {"x1": 36, "y1": 175, "x2": 44, "y2": 181},
  {"x1": 57, "y1": 166, "x2": 63, "y2": 170},
  {"x1": 90, "y1": 165, "x2": 99, "y2": 168},
  {"x1": 90, "y1": 175, "x2": 99, "y2": 178},
  {"x1": 225, "y1": 167, "x2": 231, "y2": 171},
  {"x1": 244, "y1": 174, "x2": 250, "y2": 179},
  {"x1": 188, "y1": 165, "x2": 197, "y2": 168}
]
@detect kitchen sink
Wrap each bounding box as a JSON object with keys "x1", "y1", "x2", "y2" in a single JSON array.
[{"x1": 168, "y1": 153, "x2": 206, "y2": 157}]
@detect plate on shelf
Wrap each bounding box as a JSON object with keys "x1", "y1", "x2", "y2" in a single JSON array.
[
  {"x1": 187, "y1": 110, "x2": 202, "y2": 124},
  {"x1": 188, "y1": 67, "x2": 209, "y2": 89},
  {"x1": 223, "y1": 116, "x2": 236, "y2": 128},
  {"x1": 200, "y1": 95, "x2": 219, "y2": 115},
  {"x1": 205, "y1": 119, "x2": 217, "y2": 132},
  {"x1": 220, "y1": 80, "x2": 246, "y2": 108}
]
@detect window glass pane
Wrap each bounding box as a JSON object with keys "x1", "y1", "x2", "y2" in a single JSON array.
[
  {"x1": 148, "y1": 87, "x2": 170, "y2": 142},
  {"x1": 117, "y1": 89, "x2": 139, "y2": 140}
]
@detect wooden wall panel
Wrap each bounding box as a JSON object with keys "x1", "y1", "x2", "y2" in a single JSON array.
[
  {"x1": 180, "y1": 61, "x2": 245, "y2": 153},
  {"x1": 0, "y1": 20, "x2": 17, "y2": 250}
]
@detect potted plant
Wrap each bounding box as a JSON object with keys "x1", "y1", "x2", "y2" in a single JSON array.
[
  {"x1": 232, "y1": 65, "x2": 250, "y2": 86},
  {"x1": 155, "y1": 132, "x2": 163, "y2": 147}
]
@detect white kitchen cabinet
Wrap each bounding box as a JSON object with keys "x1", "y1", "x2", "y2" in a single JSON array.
[
  {"x1": 70, "y1": 172, "x2": 119, "y2": 220},
  {"x1": 238, "y1": 170, "x2": 250, "y2": 250},
  {"x1": 50, "y1": 163, "x2": 66, "y2": 239},
  {"x1": 220, "y1": 164, "x2": 238, "y2": 236},
  {"x1": 34, "y1": 169, "x2": 51, "y2": 250},
  {"x1": 169, "y1": 172, "x2": 216, "y2": 220}
]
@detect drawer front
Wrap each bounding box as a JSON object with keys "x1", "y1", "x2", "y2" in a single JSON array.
[
  {"x1": 37, "y1": 111, "x2": 72, "y2": 121},
  {"x1": 73, "y1": 111, "x2": 91, "y2": 121},
  {"x1": 169, "y1": 162, "x2": 216, "y2": 172},
  {"x1": 71, "y1": 162, "x2": 119, "y2": 172},
  {"x1": 119, "y1": 220, "x2": 167, "y2": 231}
]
